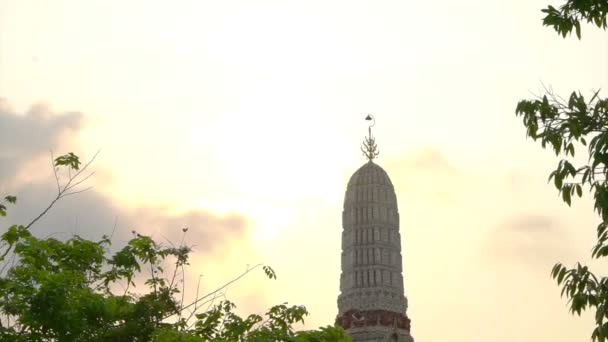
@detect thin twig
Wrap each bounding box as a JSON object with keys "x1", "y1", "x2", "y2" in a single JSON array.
[
  {"x1": 50, "y1": 151, "x2": 61, "y2": 193},
  {"x1": 180, "y1": 264, "x2": 186, "y2": 317},
  {"x1": 185, "y1": 274, "x2": 204, "y2": 324},
  {"x1": 62, "y1": 186, "x2": 94, "y2": 198},
  {"x1": 61, "y1": 150, "x2": 100, "y2": 193},
  {"x1": 65, "y1": 171, "x2": 96, "y2": 191},
  {"x1": 175, "y1": 263, "x2": 263, "y2": 318},
  {"x1": 25, "y1": 150, "x2": 100, "y2": 230},
  {"x1": 110, "y1": 216, "x2": 118, "y2": 241}
]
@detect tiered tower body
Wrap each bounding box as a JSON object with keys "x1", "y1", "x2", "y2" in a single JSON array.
[{"x1": 336, "y1": 160, "x2": 413, "y2": 342}]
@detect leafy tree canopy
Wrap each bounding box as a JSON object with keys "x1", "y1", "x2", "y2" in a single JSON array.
[
  {"x1": 516, "y1": 0, "x2": 608, "y2": 340},
  {"x1": 541, "y1": 0, "x2": 608, "y2": 38},
  {"x1": 0, "y1": 153, "x2": 350, "y2": 341}
]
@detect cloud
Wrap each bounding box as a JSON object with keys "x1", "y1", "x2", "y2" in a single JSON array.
[
  {"x1": 387, "y1": 147, "x2": 457, "y2": 174},
  {"x1": 130, "y1": 207, "x2": 249, "y2": 253},
  {"x1": 0, "y1": 99, "x2": 83, "y2": 182},
  {"x1": 6, "y1": 182, "x2": 247, "y2": 251},
  {"x1": 406, "y1": 148, "x2": 456, "y2": 172},
  {"x1": 506, "y1": 215, "x2": 556, "y2": 233},
  {"x1": 1, "y1": 180, "x2": 253, "y2": 320},
  {"x1": 0, "y1": 99, "x2": 250, "y2": 258},
  {"x1": 485, "y1": 214, "x2": 574, "y2": 268},
  {"x1": 386, "y1": 148, "x2": 579, "y2": 271},
  {"x1": 385, "y1": 147, "x2": 465, "y2": 204}
]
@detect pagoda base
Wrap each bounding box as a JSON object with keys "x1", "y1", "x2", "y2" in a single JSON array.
[{"x1": 336, "y1": 310, "x2": 413, "y2": 342}]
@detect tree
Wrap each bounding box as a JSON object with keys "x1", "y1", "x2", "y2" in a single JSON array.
[
  {"x1": 0, "y1": 153, "x2": 350, "y2": 341},
  {"x1": 515, "y1": 1, "x2": 608, "y2": 340}
]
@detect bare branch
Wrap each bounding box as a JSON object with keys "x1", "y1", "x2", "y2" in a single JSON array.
[
  {"x1": 185, "y1": 275, "x2": 204, "y2": 324},
  {"x1": 62, "y1": 187, "x2": 94, "y2": 198},
  {"x1": 61, "y1": 150, "x2": 100, "y2": 193},
  {"x1": 179, "y1": 264, "x2": 186, "y2": 320},
  {"x1": 50, "y1": 150, "x2": 61, "y2": 193},
  {"x1": 24, "y1": 195, "x2": 62, "y2": 230},
  {"x1": 25, "y1": 151, "x2": 100, "y2": 230},
  {"x1": 109, "y1": 216, "x2": 118, "y2": 241},
  {"x1": 65, "y1": 171, "x2": 96, "y2": 192},
  {"x1": 165, "y1": 263, "x2": 263, "y2": 322}
]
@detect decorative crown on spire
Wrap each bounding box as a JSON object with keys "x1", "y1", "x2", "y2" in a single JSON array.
[{"x1": 361, "y1": 114, "x2": 380, "y2": 161}]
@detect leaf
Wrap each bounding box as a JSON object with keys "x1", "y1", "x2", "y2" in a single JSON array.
[
  {"x1": 568, "y1": 143, "x2": 576, "y2": 157},
  {"x1": 595, "y1": 15, "x2": 603, "y2": 27},
  {"x1": 263, "y1": 266, "x2": 277, "y2": 280},
  {"x1": 565, "y1": 160, "x2": 577, "y2": 176},
  {"x1": 4, "y1": 195, "x2": 16, "y2": 204},
  {"x1": 555, "y1": 172, "x2": 564, "y2": 189},
  {"x1": 548, "y1": 170, "x2": 558, "y2": 183},
  {"x1": 562, "y1": 185, "x2": 572, "y2": 206},
  {"x1": 558, "y1": 267, "x2": 567, "y2": 284},
  {"x1": 582, "y1": 168, "x2": 591, "y2": 184},
  {"x1": 54, "y1": 152, "x2": 81, "y2": 170},
  {"x1": 574, "y1": 21, "x2": 581, "y2": 39},
  {"x1": 589, "y1": 89, "x2": 601, "y2": 105},
  {"x1": 551, "y1": 263, "x2": 562, "y2": 278}
]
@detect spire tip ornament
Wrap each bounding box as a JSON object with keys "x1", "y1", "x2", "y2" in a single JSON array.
[{"x1": 361, "y1": 114, "x2": 380, "y2": 161}]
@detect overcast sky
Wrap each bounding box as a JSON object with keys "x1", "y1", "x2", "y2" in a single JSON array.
[{"x1": 1, "y1": 1, "x2": 607, "y2": 341}]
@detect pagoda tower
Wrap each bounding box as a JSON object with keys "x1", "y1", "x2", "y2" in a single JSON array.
[{"x1": 335, "y1": 116, "x2": 414, "y2": 342}]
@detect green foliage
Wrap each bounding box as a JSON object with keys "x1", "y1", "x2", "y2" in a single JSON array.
[
  {"x1": 0, "y1": 221, "x2": 349, "y2": 341},
  {"x1": 193, "y1": 300, "x2": 309, "y2": 341},
  {"x1": 517, "y1": 1, "x2": 608, "y2": 340},
  {"x1": 0, "y1": 152, "x2": 350, "y2": 341},
  {"x1": 54, "y1": 152, "x2": 81, "y2": 170},
  {"x1": 263, "y1": 265, "x2": 277, "y2": 280},
  {"x1": 0, "y1": 196, "x2": 16, "y2": 217},
  {"x1": 293, "y1": 326, "x2": 351, "y2": 342},
  {"x1": 542, "y1": 0, "x2": 608, "y2": 38},
  {"x1": 518, "y1": 90, "x2": 608, "y2": 341},
  {"x1": 1, "y1": 228, "x2": 174, "y2": 341},
  {"x1": 516, "y1": 91, "x2": 608, "y2": 209}
]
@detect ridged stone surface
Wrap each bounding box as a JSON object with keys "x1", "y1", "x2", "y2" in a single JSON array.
[{"x1": 336, "y1": 161, "x2": 413, "y2": 342}]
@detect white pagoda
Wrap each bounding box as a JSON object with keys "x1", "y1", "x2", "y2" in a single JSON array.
[{"x1": 336, "y1": 116, "x2": 414, "y2": 342}]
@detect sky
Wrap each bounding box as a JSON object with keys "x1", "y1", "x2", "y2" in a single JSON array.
[{"x1": 1, "y1": 0, "x2": 607, "y2": 341}]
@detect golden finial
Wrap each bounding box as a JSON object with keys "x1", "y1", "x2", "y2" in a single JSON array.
[{"x1": 361, "y1": 114, "x2": 379, "y2": 161}]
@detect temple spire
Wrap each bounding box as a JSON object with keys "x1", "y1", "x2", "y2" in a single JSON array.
[
  {"x1": 337, "y1": 134, "x2": 413, "y2": 341},
  {"x1": 361, "y1": 114, "x2": 380, "y2": 161}
]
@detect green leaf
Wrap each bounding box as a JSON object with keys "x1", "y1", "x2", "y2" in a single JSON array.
[
  {"x1": 567, "y1": 143, "x2": 575, "y2": 157},
  {"x1": 54, "y1": 152, "x2": 81, "y2": 170},
  {"x1": 565, "y1": 160, "x2": 576, "y2": 176},
  {"x1": 548, "y1": 170, "x2": 558, "y2": 183},
  {"x1": 551, "y1": 263, "x2": 562, "y2": 278},
  {"x1": 555, "y1": 173, "x2": 563, "y2": 189},
  {"x1": 595, "y1": 15, "x2": 603, "y2": 27},
  {"x1": 562, "y1": 185, "x2": 572, "y2": 206},
  {"x1": 558, "y1": 267, "x2": 567, "y2": 284},
  {"x1": 263, "y1": 265, "x2": 277, "y2": 280},
  {"x1": 589, "y1": 89, "x2": 601, "y2": 105},
  {"x1": 582, "y1": 168, "x2": 591, "y2": 184},
  {"x1": 574, "y1": 21, "x2": 581, "y2": 39}
]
